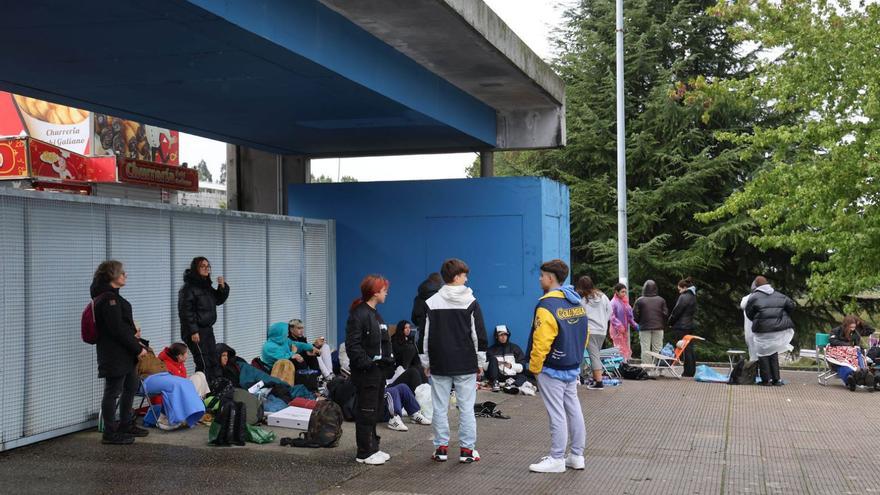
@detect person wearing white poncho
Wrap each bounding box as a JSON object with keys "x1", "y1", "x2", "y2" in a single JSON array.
[{"x1": 745, "y1": 276, "x2": 795, "y2": 386}]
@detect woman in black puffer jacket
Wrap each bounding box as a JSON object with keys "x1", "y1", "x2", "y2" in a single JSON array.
[
  {"x1": 745, "y1": 276, "x2": 795, "y2": 386},
  {"x1": 178, "y1": 256, "x2": 229, "y2": 381},
  {"x1": 91, "y1": 260, "x2": 148, "y2": 445},
  {"x1": 668, "y1": 277, "x2": 698, "y2": 377}
]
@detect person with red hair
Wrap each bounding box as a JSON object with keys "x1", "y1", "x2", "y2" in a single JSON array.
[{"x1": 345, "y1": 275, "x2": 393, "y2": 465}]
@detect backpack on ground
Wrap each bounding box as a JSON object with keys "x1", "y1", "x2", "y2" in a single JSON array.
[
  {"x1": 729, "y1": 359, "x2": 759, "y2": 385},
  {"x1": 232, "y1": 388, "x2": 265, "y2": 425},
  {"x1": 80, "y1": 293, "x2": 111, "y2": 344},
  {"x1": 846, "y1": 369, "x2": 875, "y2": 391},
  {"x1": 287, "y1": 400, "x2": 344, "y2": 448},
  {"x1": 619, "y1": 362, "x2": 649, "y2": 380},
  {"x1": 728, "y1": 359, "x2": 745, "y2": 385},
  {"x1": 208, "y1": 401, "x2": 246, "y2": 446}
]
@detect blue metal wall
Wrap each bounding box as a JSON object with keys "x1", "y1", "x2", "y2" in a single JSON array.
[{"x1": 288, "y1": 177, "x2": 570, "y2": 352}]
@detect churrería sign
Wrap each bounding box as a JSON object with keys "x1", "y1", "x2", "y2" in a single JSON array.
[{"x1": 118, "y1": 158, "x2": 198, "y2": 192}]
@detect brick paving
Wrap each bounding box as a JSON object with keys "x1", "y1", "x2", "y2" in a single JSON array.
[{"x1": 3, "y1": 369, "x2": 879, "y2": 494}]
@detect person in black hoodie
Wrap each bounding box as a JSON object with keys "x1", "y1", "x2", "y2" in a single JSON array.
[
  {"x1": 668, "y1": 277, "x2": 698, "y2": 377},
  {"x1": 346, "y1": 275, "x2": 394, "y2": 466},
  {"x1": 412, "y1": 273, "x2": 442, "y2": 352},
  {"x1": 633, "y1": 280, "x2": 668, "y2": 365},
  {"x1": 178, "y1": 256, "x2": 229, "y2": 381},
  {"x1": 392, "y1": 320, "x2": 425, "y2": 384},
  {"x1": 91, "y1": 260, "x2": 149, "y2": 445},
  {"x1": 485, "y1": 325, "x2": 528, "y2": 391}
]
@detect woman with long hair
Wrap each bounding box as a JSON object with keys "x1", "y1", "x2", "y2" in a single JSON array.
[
  {"x1": 576, "y1": 276, "x2": 612, "y2": 389},
  {"x1": 178, "y1": 256, "x2": 229, "y2": 381},
  {"x1": 610, "y1": 283, "x2": 637, "y2": 361},
  {"x1": 345, "y1": 275, "x2": 393, "y2": 466}
]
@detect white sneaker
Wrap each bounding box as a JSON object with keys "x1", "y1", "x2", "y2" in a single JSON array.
[
  {"x1": 565, "y1": 454, "x2": 585, "y2": 470},
  {"x1": 356, "y1": 452, "x2": 386, "y2": 465},
  {"x1": 411, "y1": 411, "x2": 432, "y2": 425},
  {"x1": 529, "y1": 456, "x2": 566, "y2": 473},
  {"x1": 520, "y1": 382, "x2": 537, "y2": 396},
  {"x1": 387, "y1": 415, "x2": 409, "y2": 431},
  {"x1": 377, "y1": 450, "x2": 391, "y2": 461},
  {"x1": 157, "y1": 414, "x2": 178, "y2": 431}
]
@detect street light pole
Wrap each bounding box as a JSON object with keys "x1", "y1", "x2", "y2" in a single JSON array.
[{"x1": 616, "y1": 0, "x2": 628, "y2": 287}]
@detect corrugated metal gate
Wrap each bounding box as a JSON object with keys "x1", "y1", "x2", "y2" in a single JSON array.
[{"x1": 0, "y1": 188, "x2": 335, "y2": 451}]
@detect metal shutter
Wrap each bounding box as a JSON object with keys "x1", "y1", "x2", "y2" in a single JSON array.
[
  {"x1": 0, "y1": 195, "x2": 26, "y2": 445},
  {"x1": 24, "y1": 199, "x2": 106, "y2": 436},
  {"x1": 171, "y1": 212, "x2": 225, "y2": 374},
  {"x1": 223, "y1": 218, "x2": 268, "y2": 362},
  {"x1": 267, "y1": 219, "x2": 304, "y2": 326},
  {"x1": 108, "y1": 207, "x2": 173, "y2": 349},
  {"x1": 304, "y1": 221, "x2": 330, "y2": 342}
]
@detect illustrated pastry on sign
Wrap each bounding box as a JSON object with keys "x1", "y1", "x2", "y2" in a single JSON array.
[
  {"x1": 13, "y1": 95, "x2": 88, "y2": 125},
  {"x1": 95, "y1": 114, "x2": 154, "y2": 161}
]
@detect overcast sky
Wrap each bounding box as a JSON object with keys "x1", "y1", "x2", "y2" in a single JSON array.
[{"x1": 179, "y1": 0, "x2": 573, "y2": 183}]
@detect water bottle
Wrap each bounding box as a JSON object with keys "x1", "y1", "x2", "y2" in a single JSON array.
[{"x1": 605, "y1": 378, "x2": 620, "y2": 387}]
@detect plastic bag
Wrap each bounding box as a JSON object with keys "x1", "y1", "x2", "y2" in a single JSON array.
[
  {"x1": 660, "y1": 343, "x2": 675, "y2": 357},
  {"x1": 693, "y1": 364, "x2": 730, "y2": 383},
  {"x1": 245, "y1": 424, "x2": 276, "y2": 444},
  {"x1": 415, "y1": 383, "x2": 432, "y2": 422}
]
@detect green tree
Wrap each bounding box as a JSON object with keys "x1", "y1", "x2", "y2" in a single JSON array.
[
  {"x1": 699, "y1": 0, "x2": 880, "y2": 309},
  {"x1": 196, "y1": 159, "x2": 213, "y2": 183},
  {"x1": 309, "y1": 174, "x2": 358, "y2": 183},
  {"x1": 490, "y1": 0, "x2": 826, "y2": 349},
  {"x1": 219, "y1": 162, "x2": 227, "y2": 185}
]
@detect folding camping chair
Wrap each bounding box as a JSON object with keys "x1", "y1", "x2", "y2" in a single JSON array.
[
  {"x1": 645, "y1": 335, "x2": 705, "y2": 379},
  {"x1": 815, "y1": 333, "x2": 838, "y2": 386},
  {"x1": 582, "y1": 347, "x2": 624, "y2": 381}
]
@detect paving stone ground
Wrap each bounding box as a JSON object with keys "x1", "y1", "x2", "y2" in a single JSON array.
[{"x1": 2, "y1": 369, "x2": 879, "y2": 494}]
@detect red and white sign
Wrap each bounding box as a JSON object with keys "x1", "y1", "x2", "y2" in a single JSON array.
[
  {"x1": 118, "y1": 158, "x2": 198, "y2": 192},
  {"x1": 0, "y1": 138, "x2": 29, "y2": 179},
  {"x1": 29, "y1": 139, "x2": 89, "y2": 181}
]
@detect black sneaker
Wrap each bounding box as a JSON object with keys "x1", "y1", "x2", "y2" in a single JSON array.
[
  {"x1": 101, "y1": 432, "x2": 134, "y2": 445},
  {"x1": 491, "y1": 381, "x2": 501, "y2": 393},
  {"x1": 122, "y1": 423, "x2": 150, "y2": 437},
  {"x1": 432, "y1": 445, "x2": 448, "y2": 462},
  {"x1": 587, "y1": 381, "x2": 604, "y2": 390}
]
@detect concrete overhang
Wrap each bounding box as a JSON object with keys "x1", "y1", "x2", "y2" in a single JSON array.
[{"x1": 0, "y1": 0, "x2": 564, "y2": 157}]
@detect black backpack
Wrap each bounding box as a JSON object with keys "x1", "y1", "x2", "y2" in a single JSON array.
[
  {"x1": 209, "y1": 401, "x2": 246, "y2": 447},
  {"x1": 286, "y1": 401, "x2": 344, "y2": 448},
  {"x1": 327, "y1": 377, "x2": 358, "y2": 422},
  {"x1": 728, "y1": 358, "x2": 759, "y2": 385},
  {"x1": 619, "y1": 363, "x2": 649, "y2": 380}
]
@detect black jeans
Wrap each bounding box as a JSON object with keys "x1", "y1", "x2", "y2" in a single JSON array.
[
  {"x1": 186, "y1": 327, "x2": 220, "y2": 381},
  {"x1": 101, "y1": 367, "x2": 138, "y2": 431},
  {"x1": 758, "y1": 353, "x2": 781, "y2": 384},
  {"x1": 352, "y1": 366, "x2": 386, "y2": 459}
]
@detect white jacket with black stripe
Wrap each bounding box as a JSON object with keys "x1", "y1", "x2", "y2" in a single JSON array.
[{"x1": 421, "y1": 285, "x2": 488, "y2": 376}]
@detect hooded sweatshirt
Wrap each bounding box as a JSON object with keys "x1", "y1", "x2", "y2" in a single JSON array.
[
  {"x1": 633, "y1": 280, "x2": 668, "y2": 331},
  {"x1": 423, "y1": 284, "x2": 488, "y2": 376},
  {"x1": 412, "y1": 277, "x2": 441, "y2": 352},
  {"x1": 158, "y1": 347, "x2": 187, "y2": 378},
  {"x1": 528, "y1": 285, "x2": 588, "y2": 380},
  {"x1": 581, "y1": 290, "x2": 612, "y2": 337},
  {"x1": 262, "y1": 321, "x2": 315, "y2": 367},
  {"x1": 487, "y1": 328, "x2": 527, "y2": 375}
]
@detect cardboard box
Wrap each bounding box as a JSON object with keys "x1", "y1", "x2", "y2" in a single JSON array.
[{"x1": 267, "y1": 406, "x2": 312, "y2": 430}]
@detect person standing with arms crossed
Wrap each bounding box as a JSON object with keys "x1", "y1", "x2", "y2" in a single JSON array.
[
  {"x1": 178, "y1": 256, "x2": 229, "y2": 381},
  {"x1": 528, "y1": 259, "x2": 588, "y2": 473},
  {"x1": 423, "y1": 258, "x2": 488, "y2": 464},
  {"x1": 346, "y1": 275, "x2": 394, "y2": 465}
]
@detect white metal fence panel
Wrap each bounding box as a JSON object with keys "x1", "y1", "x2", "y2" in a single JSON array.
[
  {"x1": 223, "y1": 218, "x2": 268, "y2": 363},
  {"x1": 24, "y1": 199, "x2": 106, "y2": 437},
  {"x1": 0, "y1": 195, "x2": 26, "y2": 446},
  {"x1": 304, "y1": 221, "x2": 330, "y2": 342},
  {"x1": 267, "y1": 220, "x2": 304, "y2": 327},
  {"x1": 0, "y1": 189, "x2": 334, "y2": 451},
  {"x1": 108, "y1": 207, "x2": 173, "y2": 350}
]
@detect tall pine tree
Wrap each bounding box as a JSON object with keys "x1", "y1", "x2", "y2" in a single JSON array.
[{"x1": 490, "y1": 0, "x2": 825, "y2": 351}]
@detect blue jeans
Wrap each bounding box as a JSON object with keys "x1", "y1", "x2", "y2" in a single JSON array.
[{"x1": 431, "y1": 373, "x2": 477, "y2": 449}]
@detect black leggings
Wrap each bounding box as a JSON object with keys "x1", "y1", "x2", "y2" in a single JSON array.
[
  {"x1": 101, "y1": 367, "x2": 138, "y2": 430},
  {"x1": 353, "y1": 366, "x2": 386, "y2": 459},
  {"x1": 186, "y1": 328, "x2": 220, "y2": 381}
]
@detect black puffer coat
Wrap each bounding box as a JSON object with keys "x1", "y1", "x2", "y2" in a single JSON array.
[
  {"x1": 91, "y1": 281, "x2": 142, "y2": 378},
  {"x1": 411, "y1": 278, "x2": 441, "y2": 352},
  {"x1": 745, "y1": 287, "x2": 795, "y2": 334},
  {"x1": 668, "y1": 288, "x2": 697, "y2": 331},
  {"x1": 345, "y1": 302, "x2": 393, "y2": 374},
  {"x1": 633, "y1": 280, "x2": 668, "y2": 331},
  {"x1": 178, "y1": 270, "x2": 230, "y2": 339}
]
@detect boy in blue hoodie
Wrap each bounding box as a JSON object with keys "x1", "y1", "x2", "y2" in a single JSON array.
[{"x1": 527, "y1": 259, "x2": 588, "y2": 473}]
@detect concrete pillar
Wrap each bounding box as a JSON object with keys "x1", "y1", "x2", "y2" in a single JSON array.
[
  {"x1": 480, "y1": 151, "x2": 494, "y2": 177},
  {"x1": 227, "y1": 144, "x2": 310, "y2": 214}
]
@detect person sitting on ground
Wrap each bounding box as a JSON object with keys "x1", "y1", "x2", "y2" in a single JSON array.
[
  {"x1": 219, "y1": 343, "x2": 316, "y2": 401},
  {"x1": 158, "y1": 342, "x2": 210, "y2": 398},
  {"x1": 288, "y1": 319, "x2": 334, "y2": 380},
  {"x1": 217, "y1": 343, "x2": 241, "y2": 385},
  {"x1": 383, "y1": 383, "x2": 431, "y2": 431},
  {"x1": 485, "y1": 325, "x2": 528, "y2": 392},
  {"x1": 392, "y1": 320, "x2": 426, "y2": 384}
]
